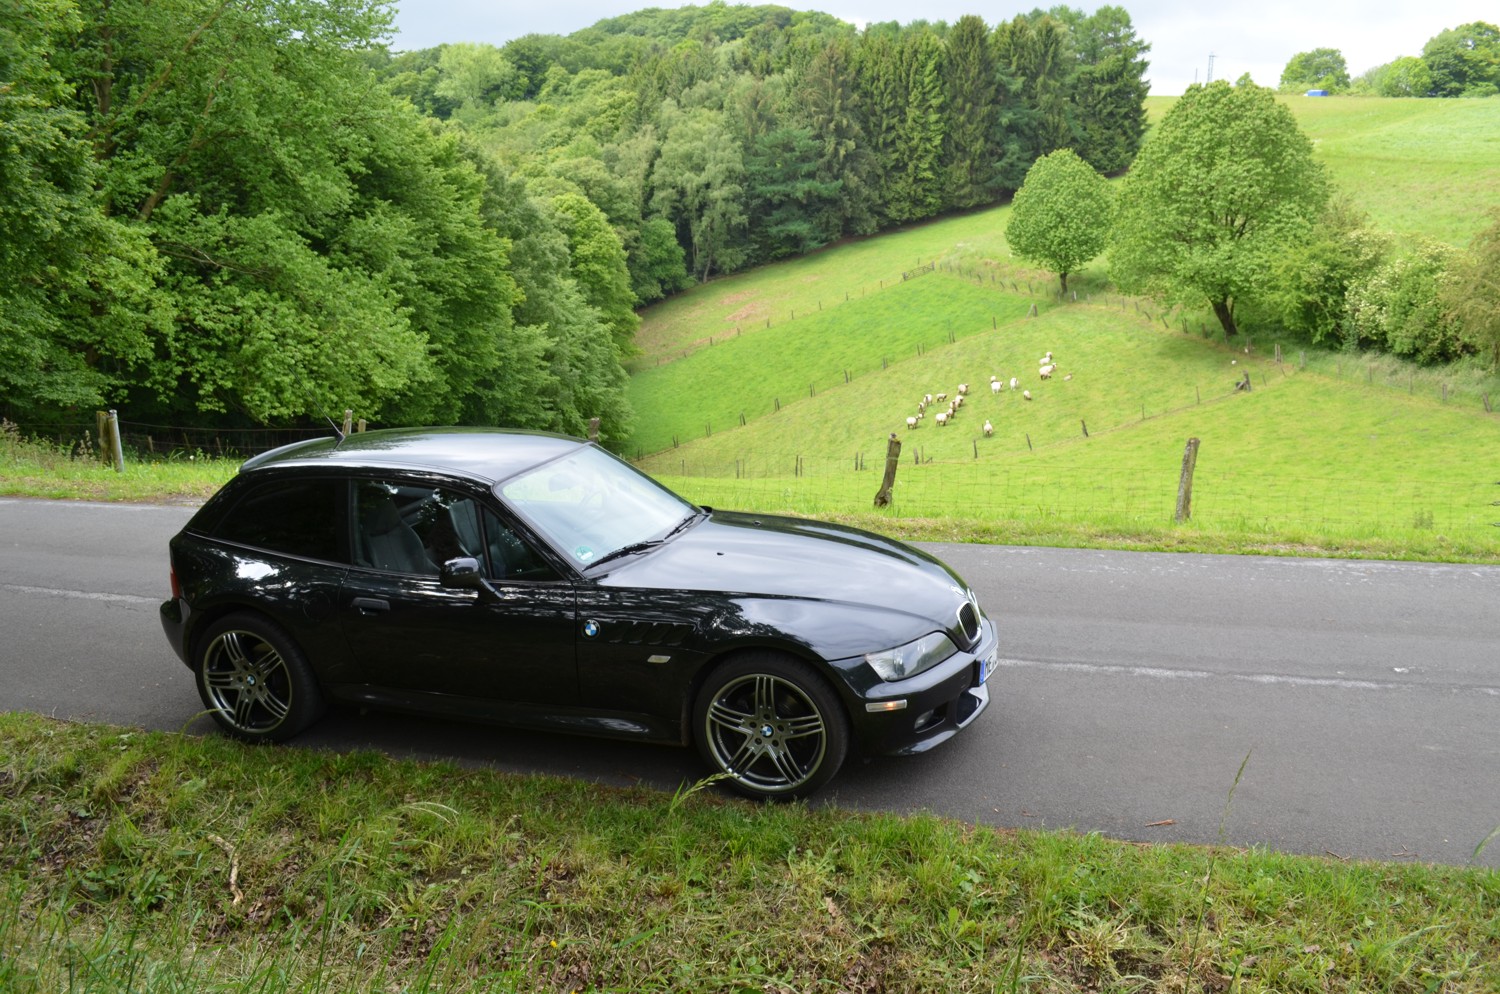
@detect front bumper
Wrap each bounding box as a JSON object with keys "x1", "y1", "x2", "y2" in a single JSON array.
[{"x1": 848, "y1": 618, "x2": 996, "y2": 756}]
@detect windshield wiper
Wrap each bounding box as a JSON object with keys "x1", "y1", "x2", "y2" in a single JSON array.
[
  {"x1": 664, "y1": 507, "x2": 707, "y2": 539},
  {"x1": 588, "y1": 538, "x2": 664, "y2": 569},
  {"x1": 587, "y1": 510, "x2": 704, "y2": 569}
]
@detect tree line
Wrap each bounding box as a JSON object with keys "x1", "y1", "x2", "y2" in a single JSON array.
[
  {"x1": 373, "y1": 4, "x2": 1150, "y2": 293},
  {"x1": 1278, "y1": 23, "x2": 1500, "y2": 97},
  {"x1": 2, "y1": 1, "x2": 1152, "y2": 439},
  {"x1": 1004, "y1": 79, "x2": 1500, "y2": 369},
  {"x1": 3, "y1": 0, "x2": 642, "y2": 440}
]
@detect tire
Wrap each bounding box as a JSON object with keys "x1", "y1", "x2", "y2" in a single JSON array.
[
  {"x1": 692, "y1": 652, "x2": 850, "y2": 800},
  {"x1": 195, "y1": 612, "x2": 324, "y2": 742}
]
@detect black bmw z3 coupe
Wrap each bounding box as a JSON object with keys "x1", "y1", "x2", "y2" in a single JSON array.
[{"x1": 161, "y1": 427, "x2": 996, "y2": 799}]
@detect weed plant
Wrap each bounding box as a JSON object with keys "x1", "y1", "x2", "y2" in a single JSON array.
[{"x1": 0, "y1": 419, "x2": 236, "y2": 503}]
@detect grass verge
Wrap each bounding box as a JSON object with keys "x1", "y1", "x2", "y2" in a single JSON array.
[{"x1": 3, "y1": 712, "x2": 1497, "y2": 993}]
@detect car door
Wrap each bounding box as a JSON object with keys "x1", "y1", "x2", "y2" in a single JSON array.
[{"x1": 336, "y1": 477, "x2": 579, "y2": 707}]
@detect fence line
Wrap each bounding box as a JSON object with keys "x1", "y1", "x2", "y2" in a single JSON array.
[
  {"x1": 7, "y1": 420, "x2": 334, "y2": 461},
  {"x1": 644, "y1": 452, "x2": 1499, "y2": 539}
]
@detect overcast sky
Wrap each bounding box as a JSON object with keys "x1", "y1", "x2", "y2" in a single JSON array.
[{"x1": 386, "y1": 1, "x2": 1494, "y2": 96}]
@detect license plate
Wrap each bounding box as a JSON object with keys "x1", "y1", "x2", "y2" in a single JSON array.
[{"x1": 977, "y1": 649, "x2": 996, "y2": 685}]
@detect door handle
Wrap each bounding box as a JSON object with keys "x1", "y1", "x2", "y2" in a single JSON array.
[{"x1": 350, "y1": 597, "x2": 390, "y2": 614}]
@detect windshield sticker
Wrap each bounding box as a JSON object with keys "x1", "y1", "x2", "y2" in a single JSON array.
[{"x1": 575, "y1": 546, "x2": 594, "y2": 561}]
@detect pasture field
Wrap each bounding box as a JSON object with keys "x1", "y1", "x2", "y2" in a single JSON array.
[
  {"x1": 633, "y1": 274, "x2": 1499, "y2": 559},
  {"x1": 626, "y1": 96, "x2": 1500, "y2": 561},
  {"x1": 629, "y1": 210, "x2": 1031, "y2": 367},
  {"x1": 1145, "y1": 94, "x2": 1500, "y2": 248}
]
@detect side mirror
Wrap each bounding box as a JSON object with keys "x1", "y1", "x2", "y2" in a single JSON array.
[
  {"x1": 439, "y1": 556, "x2": 483, "y2": 589},
  {"x1": 439, "y1": 557, "x2": 502, "y2": 603}
]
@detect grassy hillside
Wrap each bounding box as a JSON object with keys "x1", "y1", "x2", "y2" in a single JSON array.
[
  {"x1": 1145, "y1": 94, "x2": 1500, "y2": 247},
  {"x1": 625, "y1": 98, "x2": 1500, "y2": 561}
]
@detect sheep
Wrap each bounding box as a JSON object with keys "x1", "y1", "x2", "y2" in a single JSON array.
[
  {"x1": 917, "y1": 400, "x2": 926, "y2": 413},
  {"x1": 935, "y1": 411, "x2": 949, "y2": 426},
  {"x1": 1022, "y1": 389, "x2": 1032, "y2": 401},
  {"x1": 924, "y1": 393, "x2": 933, "y2": 404},
  {"x1": 1063, "y1": 373, "x2": 1073, "y2": 381},
  {"x1": 991, "y1": 380, "x2": 1002, "y2": 395},
  {"x1": 1039, "y1": 364, "x2": 1055, "y2": 379},
  {"x1": 906, "y1": 416, "x2": 918, "y2": 429},
  {"x1": 936, "y1": 392, "x2": 947, "y2": 402},
  {"x1": 1009, "y1": 377, "x2": 1018, "y2": 391},
  {"x1": 983, "y1": 419, "x2": 993, "y2": 437},
  {"x1": 1039, "y1": 351, "x2": 1053, "y2": 365},
  {"x1": 957, "y1": 383, "x2": 969, "y2": 396},
  {"x1": 954, "y1": 394, "x2": 965, "y2": 409}
]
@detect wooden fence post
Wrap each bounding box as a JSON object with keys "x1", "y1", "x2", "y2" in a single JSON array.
[
  {"x1": 1175, "y1": 437, "x2": 1200, "y2": 523},
  {"x1": 95, "y1": 411, "x2": 108, "y2": 462},
  {"x1": 106, "y1": 409, "x2": 125, "y2": 473},
  {"x1": 342, "y1": 409, "x2": 353, "y2": 437},
  {"x1": 587, "y1": 417, "x2": 600, "y2": 442},
  {"x1": 873, "y1": 434, "x2": 902, "y2": 508}
]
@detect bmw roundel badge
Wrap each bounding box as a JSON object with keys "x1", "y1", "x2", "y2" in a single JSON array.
[{"x1": 582, "y1": 620, "x2": 600, "y2": 638}]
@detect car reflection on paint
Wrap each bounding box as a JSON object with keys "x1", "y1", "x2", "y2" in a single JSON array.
[{"x1": 161, "y1": 427, "x2": 996, "y2": 799}]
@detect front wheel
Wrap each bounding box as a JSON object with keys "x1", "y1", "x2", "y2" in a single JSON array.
[
  {"x1": 693, "y1": 652, "x2": 850, "y2": 800},
  {"x1": 195, "y1": 612, "x2": 323, "y2": 742}
]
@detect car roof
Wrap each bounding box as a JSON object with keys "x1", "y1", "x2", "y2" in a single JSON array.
[{"x1": 239, "y1": 427, "x2": 588, "y2": 486}]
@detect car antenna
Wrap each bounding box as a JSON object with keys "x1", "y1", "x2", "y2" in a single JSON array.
[{"x1": 311, "y1": 398, "x2": 346, "y2": 447}]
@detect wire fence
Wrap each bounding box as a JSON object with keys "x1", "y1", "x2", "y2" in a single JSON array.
[
  {"x1": 8, "y1": 410, "x2": 1497, "y2": 546},
  {"x1": 6, "y1": 420, "x2": 333, "y2": 461},
  {"x1": 649, "y1": 455, "x2": 1500, "y2": 543}
]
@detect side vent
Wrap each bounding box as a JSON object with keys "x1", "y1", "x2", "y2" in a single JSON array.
[{"x1": 604, "y1": 621, "x2": 693, "y2": 647}]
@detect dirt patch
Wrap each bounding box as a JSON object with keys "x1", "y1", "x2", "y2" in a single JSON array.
[{"x1": 724, "y1": 304, "x2": 764, "y2": 324}]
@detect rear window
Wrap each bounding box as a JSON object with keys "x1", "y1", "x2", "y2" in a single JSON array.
[{"x1": 211, "y1": 478, "x2": 342, "y2": 562}]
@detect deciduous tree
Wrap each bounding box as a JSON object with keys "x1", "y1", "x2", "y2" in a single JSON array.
[
  {"x1": 1109, "y1": 80, "x2": 1329, "y2": 339},
  {"x1": 1264, "y1": 198, "x2": 1388, "y2": 346},
  {"x1": 1005, "y1": 149, "x2": 1112, "y2": 294},
  {"x1": 1442, "y1": 209, "x2": 1500, "y2": 368},
  {"x1": 1279, "y1": 48, "x2": 1351, "y2": 92}
]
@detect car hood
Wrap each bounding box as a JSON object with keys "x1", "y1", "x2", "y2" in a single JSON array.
[{"x1": 598, "y1": 510, "x2": 974, "y2": 636}]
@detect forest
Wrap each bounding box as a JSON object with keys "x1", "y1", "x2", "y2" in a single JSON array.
[
  {"x1": 7, "y1": 2, "x2": 1494, "y2": 444},
  {"x1": 2, "y1": 1, "x2": 1149, "y2": 440}
]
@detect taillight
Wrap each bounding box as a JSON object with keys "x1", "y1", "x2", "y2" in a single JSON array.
[{"x1": 170, "y1": 566, "x2": 182, "y2": 600}]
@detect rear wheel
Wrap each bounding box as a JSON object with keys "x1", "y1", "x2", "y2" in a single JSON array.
[
  {"x1": 693, "y1": 652, "x2": 849, "y2": 800},
  {"x1": 196, "y1": 612, "x2": 323, "y2": 742}
]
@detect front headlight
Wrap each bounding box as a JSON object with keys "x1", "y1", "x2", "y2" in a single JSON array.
[{"x1": 865, "y1": 632, "x2": 958, "y2": 682}]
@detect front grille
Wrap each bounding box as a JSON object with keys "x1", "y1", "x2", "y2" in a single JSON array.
[{"x1": 956, "y1": 599, "x2": 981, "y2": 648}]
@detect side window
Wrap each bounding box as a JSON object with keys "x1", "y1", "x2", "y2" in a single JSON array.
[
  {"x1": 352, "y1": 480, "x2": 488, "y2": 577},
  {"x1": 213, "y1": 478, "x2": 341, "y2": 562},
  {"x1": 483, "y1": 507, "x2": 560, "y2": 582}
]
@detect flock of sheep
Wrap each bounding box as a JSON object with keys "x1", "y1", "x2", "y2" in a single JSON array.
[{"x1": 903, "y1": 350, "x2": 1071, "y2": 437}]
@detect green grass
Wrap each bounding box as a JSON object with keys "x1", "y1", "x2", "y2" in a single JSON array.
[
  {"x1": 0, "y1": 422, "x2": 235, "y2": 503},
  {"x1": 628, "y1": 271, "x2": 1500, "y2": 562},
  {"x1": 631, "y1": 209, "x2": 1037, "y2": 366},
  {"x1": 1145, "y1": 94, "x2": 1500, "y2": 247},
  {"x1": 624, "y1": 96, "x2": 1500, "y2": 563},
  {"x1": 3, "y1": 712, "x2": 1496, "y2": 993}
]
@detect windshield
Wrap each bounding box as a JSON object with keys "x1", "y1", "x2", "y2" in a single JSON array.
[{"x1": 497, "y1": 446, "x2": 697, "y2": 568}]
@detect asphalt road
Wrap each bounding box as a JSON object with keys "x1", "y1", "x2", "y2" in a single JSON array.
[{"x1": 3, "y1": 497, "x2": 1497, "y2": 866}]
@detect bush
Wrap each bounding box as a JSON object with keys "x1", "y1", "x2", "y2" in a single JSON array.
[{"x1": 1345, "y1": 239, "x2": 1463, "y2": 362}]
